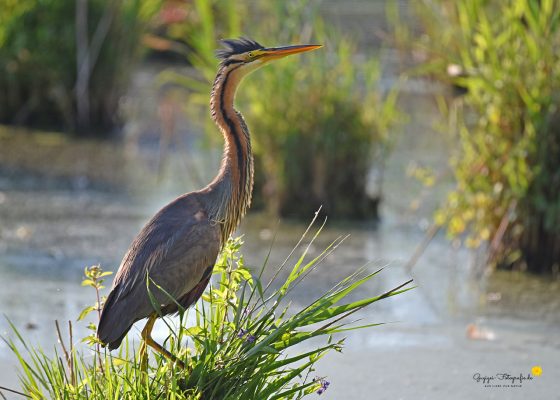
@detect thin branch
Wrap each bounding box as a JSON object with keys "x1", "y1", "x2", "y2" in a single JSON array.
[
  {"x1": 74, "y1": 0, "x2": 117, "y2": 126},
  {"x1": 68, "y1": 321, "x2": 75, "y2": 387},
  {"x1": 75, "y1": 0, "x2": 90, "y2": 126},
  {"x1": 54, "y1": 320, "x2": 73, "y2": 385},
  {"x1": 487, "y1": 200, "x2": 517, "y2": 265},
  {"x1": 405, "y1": 224, "x2": 440, "y2": 272}
]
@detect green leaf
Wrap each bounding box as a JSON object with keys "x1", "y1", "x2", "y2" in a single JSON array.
[{"x1": 77, "y1": 305, "x2": 96, "y2": 321}]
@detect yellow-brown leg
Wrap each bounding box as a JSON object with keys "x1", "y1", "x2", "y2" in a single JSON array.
[
  {"x1": 140, "y1": 314, "x2": 185, "y2": 370},
  {"x1": 139, "y1": 337, "x2": 148, "y2": 372}
]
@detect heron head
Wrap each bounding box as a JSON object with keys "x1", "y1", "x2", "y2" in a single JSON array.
[{"x1": 216, "y1": 37, "x2": 321, "y2": 75}]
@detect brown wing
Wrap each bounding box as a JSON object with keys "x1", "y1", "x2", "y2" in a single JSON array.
[{"x1": 97, "y1": 193, "x2": 220, "y2": 349}]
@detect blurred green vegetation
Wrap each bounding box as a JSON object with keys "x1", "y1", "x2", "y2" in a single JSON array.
[
  {"x1": 403, "y1": 0, "x2": 560, "y2": 274},
  {"x1": 162, "y1": 0, "x2": 402, "y2": 219},
  {"x1": 0, "y1": 0, "x2": 159, "y2": 133}
]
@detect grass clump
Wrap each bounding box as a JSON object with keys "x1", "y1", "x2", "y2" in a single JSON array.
[
  {"x1": 397, "y1": 0, "x2": 560, "y2": 274},
  {"x1": 3, "y1": 219, "x2": 412, "y2": 399},
  {"x1": 161, "y1": 0, "x2": 403, "y2": 219},
  {"x1": 0, "y1": 0, "x2": 159, "y2": 133}
]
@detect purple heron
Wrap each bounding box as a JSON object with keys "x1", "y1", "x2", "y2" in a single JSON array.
[{"x1": 97, "y1": 38, "x2": 321, "y2": 368}]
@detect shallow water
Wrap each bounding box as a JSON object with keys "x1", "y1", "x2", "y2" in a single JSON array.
[
  {"x1": 1, "y1": 85, "x2": 558, "y2": 396},
  {"x1": 1, "y1": 162, "x2": 559, "y2": 399}
]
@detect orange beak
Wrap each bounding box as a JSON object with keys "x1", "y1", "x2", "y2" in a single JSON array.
[{"x1": 259, "y1": 44, "x2": 322, "y2": 61}]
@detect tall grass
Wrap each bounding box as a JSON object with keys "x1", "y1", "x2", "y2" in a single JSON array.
[
  {"x1": 398, "y1": 0, "x2": 560, "y2": 274},
  {"x1": 0, "y1": 0, "x2": 159, "y2": 133},
  {"x1": 161, "y1": 0, "x2": 403, "y2": 219},
  {"x1": 2, "y1": 221, "x2": 413, "y2": 399}
]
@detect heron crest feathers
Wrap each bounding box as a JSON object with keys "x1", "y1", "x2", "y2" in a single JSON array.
[{"x1": 216, "y1": 37, "x2": 264, "y2": 60}]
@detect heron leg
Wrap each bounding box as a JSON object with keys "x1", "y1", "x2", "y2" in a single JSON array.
[
  {"x1": 141, "y1": 313, "x2": 186, "y2": 370},
  {"x1": 139, "y1": 338, "x2": 148, "y2": 372}
]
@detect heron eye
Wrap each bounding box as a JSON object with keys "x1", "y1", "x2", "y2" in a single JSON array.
[{"x1": 248, "y1": 52, "x2": 253, "y2": 58}]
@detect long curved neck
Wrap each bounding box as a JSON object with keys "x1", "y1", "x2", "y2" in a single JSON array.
[{"x1": 204, "y1": 63, "x2": 254, "y2": 245}]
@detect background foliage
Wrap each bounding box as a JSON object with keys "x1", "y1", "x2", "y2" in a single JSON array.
[
  {"x1": 0, "y1": 0, "x2": 158, "y2": 133},
  {"x1": 405, "y1": 0, "x2": 560, "y2": 273},
  {"x1": 162, "y1": 0, "x2": 402, "y2": 219}
]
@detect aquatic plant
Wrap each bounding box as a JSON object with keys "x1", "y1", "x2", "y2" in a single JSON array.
[
  {"x1": 398, "y1": 0, "x2": 560, "y2": 274},
  {"x1": 2, "y1": 218, "x2": 412, "y2": 399},
  {"x1": 160, "y1": 0, "x2": 403, "y2": 219}
]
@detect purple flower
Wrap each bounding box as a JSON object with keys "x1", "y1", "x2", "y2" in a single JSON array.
[
  {"x1": 315, "y1": 378, "x2": 330, "y2": 395},
  {"x1": 246, "y1": 334, "x2": 256, "y2": 343},
  {"x1": 237, "y1": 329, "x2": 256, "y2": 343}
]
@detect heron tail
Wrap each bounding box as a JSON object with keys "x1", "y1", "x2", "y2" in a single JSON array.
[{"x1": 97, "y1": 285, "x2": 136, "y2": 350}]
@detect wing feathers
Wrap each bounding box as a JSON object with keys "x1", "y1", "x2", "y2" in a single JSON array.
[{"x1": 97, "y1": 193, "x2": 220, "y2": 348}]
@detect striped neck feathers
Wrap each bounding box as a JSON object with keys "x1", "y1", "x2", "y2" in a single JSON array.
[{"x1": 205, "y1": 62, "x2": 255, "y2": 244}]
